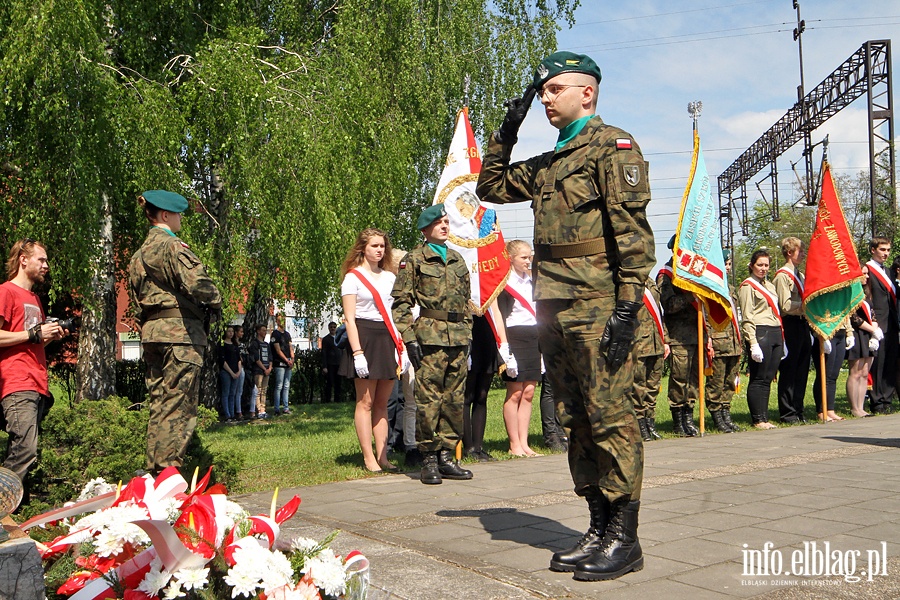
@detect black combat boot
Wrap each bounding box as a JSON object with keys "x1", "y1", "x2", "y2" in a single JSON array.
[
  {"x1": 637, "y1": 418, "x2": 652, "y2": 442},
  {"x1": 420, "y1": 452, "x2": 442, "y2": 485},
  {"x1": 574, "y1": 499, "x2": 644, "y2": 581},
  {"x1": 681, "y1": 405, "x2": 699, "y2": 436},
  {"x1": 721, "y1": 407, "x2": 739, "y2": 432},
  {"x1": 670, "y1": 406, "x2": 688, "y2": 437},
  {"x1": 550, "y1": 492, "x2": 609, "y2": 572},
  {"x1": 438, "y1": 449, "x2": 473, "y2": 480},
  {"x1": 710, "y1": 410, "x2": 732, "y2": 433},
  {"x1": 646, "y1": 417, "x2": 662, "y2": 440}
]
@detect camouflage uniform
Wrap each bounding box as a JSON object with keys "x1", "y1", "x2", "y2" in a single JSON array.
[
  {"x1": 129, "y1": 227, "x2": 222, "y2": 473},
  {"x1": 391, "y1": 244, "x2": 472, "y2": 453},
  {"x1": 477, "y1": 115, "x2": 655, "y2": 503},
  {"x1": 658, "y1": 259, "x2": 703, "y2": 412},
  {"x1": 707, "y1": 283, "x2": 741, "y2": 413},
  {"x1": 629, "y1": 279, "x2": 666, "y2": 421}
]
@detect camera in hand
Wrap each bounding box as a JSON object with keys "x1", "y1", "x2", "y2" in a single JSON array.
[{"x1": 46, "y1": 317, "x2": 76, "y2": 333}]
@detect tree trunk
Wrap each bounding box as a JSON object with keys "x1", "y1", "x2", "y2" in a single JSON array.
[{"x1": 76, "y1": 193, "x2": 117, "y2": 401}]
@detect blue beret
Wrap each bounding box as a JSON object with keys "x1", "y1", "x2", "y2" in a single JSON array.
[
  {"x1": 417, "y1": 204, "x2": 447, "y2": 230},
  {"x1": 534, "y1": 51, "x2": 602, "y2": 89},
  {"x1": 142, "y1": 190, "x2": 188, "y2": 213}
]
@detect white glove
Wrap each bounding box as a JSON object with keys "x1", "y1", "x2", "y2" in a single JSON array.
[
  {"x1": 540, "y1": 356, "x2": 546, "y2": 375},
  {"x1": 750, "y1": 344, "x2": 764, "y2": 363},
  {"x1": 845, "y1": 335, "x2": 855, "y2": 350},
  {"x1": 869, "y1": 337, "x2": 880, "y2": 352},
  {"x1": 400, "y1": 351, "x2": 411, "y2": 374},
  {"x1": 872, "y1": 326, "x2": 884, "y2": 341},
  {"x1": 353, "y1": 353, "x2": 369, "y2": 378},
  {"x1": 822, "y1": 339, "x2": 832, "y2": 355},
  {"x1": 499, "y1": 343, "x2": 519, "y2": 379}
]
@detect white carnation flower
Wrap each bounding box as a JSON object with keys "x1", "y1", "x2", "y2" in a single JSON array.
[
  {"x1": 290, "y1": 537, "x2": 319, "y2": 554},
  {"x1": 77, "y1": 478, "x2": 114, "y2": 501},
  {"x1": 303, "y1": 550, "x2": 347, "y2": 598},
  {"x1": 137, "y1": 565, "x2": 172, "y2": 597},
  {"x1": 173, "y1": 567, "x2": 209, "y2": 591},
  {"x1": 260, "y1": 549, "x2": 294, "y2": 592},
  {"x1": 161, "y1": 580, "x2": 186, "y2": 599}
]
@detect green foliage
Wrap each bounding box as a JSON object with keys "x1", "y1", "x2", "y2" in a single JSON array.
[{"x1": 19, "y1": 397, "x2": 243, "y2": 518}]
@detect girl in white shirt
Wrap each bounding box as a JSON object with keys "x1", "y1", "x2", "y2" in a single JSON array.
[{"x1": 338, "y1": 228, "x2": 401, "y2": 473}]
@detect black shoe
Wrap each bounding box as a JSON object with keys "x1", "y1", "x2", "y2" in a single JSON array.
[
  {"x1": 645, "y1": 417, "x2": 662, "y2": 440},
  {"x1": 710, "y1": 410, "x2": 732, "y2": 433},
  {"x1": 681, "y1": 406, "x2": 699, "y2": 436},
  {"x1": 544, "y1": 435, "x2": 568, "y2": 452},
  {"x1": 574, "y1": 499, "x2": 644, "y2": 581},
  {"x1": 470, "y1": 449, "x2": 496, "y2": 462},
  {"x1": 420, "y1": 452, "x2": 442, "y2": 485},
  {"x1": 437, "y1": 449, "x2": 473, "y2": 480},
  {"x1": 550, "y1": 493, "x2": 609, "y2": 572},
  {"x1": 670, "y1": 406, "x2": 689, "y2": 437},
  {"x1": 781, "y1": 415, "x2": 800, "y2": 424},
  {"x1": 405, "y1": 448, "x2": 424, "y2": 468},
  {"x1": 637, "y1": 418, "x2": 652, "y2": 441},
  {"x1": 720, "y1": 407, "x2": 739, "y2": 432}
]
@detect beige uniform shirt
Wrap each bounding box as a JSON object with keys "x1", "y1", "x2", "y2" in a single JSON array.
[
  {"x1": 738, "y1": 277, "x2": 781, "y2": 342},
  {"x1": 773, "y1": 265, "x2": 804, "y2": 316}
]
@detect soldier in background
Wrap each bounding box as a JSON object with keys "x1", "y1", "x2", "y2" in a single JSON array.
[
  {"x1": 392, "y1": 204, "x2": 473, "y2": 485},
  {"x1": 630, "y1": 277, "x2": 669, "y2": 441},
  {"x1": 478, "y1": 51, "x2": 654, "y2": 581},
  {"x1": 129, "y1": 190, "x2": 222, "y2": 475},
  {"x1": 706, "y1": 252, "x2": 741, "y2": 432},
  {"x1": 773, "y1": 237, "x2": 810, "y2": 423},
  {"x1": 658, "y1": 236, "x2": 702, "y2": 437}
]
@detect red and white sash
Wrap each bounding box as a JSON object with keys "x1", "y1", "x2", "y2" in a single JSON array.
[
  {"x1": 741, "y1": 277, "x2": 783, "y2": 336},
  {"x1": 504, "y1": 284, "x2": 536, "y2": 318},
  {"x1": 775, "y1": 266, "x2": 804, "y2": 295},
  {"x1": 860, "y1": 300, "x2": 874, "y2": 325},
  {"x1": 350, "y1": 269, "x2": 404, "y2": 367},
  {"x1": 642, "y1": 288, "x2": 665, "y2": 343},
  {"x1": 866, "y1": 260, "x2": 897, "y2": 304}
]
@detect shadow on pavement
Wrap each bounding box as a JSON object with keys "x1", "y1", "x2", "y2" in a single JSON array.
[{"x1": 436, "y1": 507, "x2": 581, "y2": 551}]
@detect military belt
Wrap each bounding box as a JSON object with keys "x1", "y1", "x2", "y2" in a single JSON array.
[
  {"x1": 419, "y1": 308, "x2": 466, "y2": 322},
  {"x1": 534, "y1": 237, "x2": 607, "y2": 260},
  {"x1": 144, "y1": 307, "x2": 202, "y2": 322}
]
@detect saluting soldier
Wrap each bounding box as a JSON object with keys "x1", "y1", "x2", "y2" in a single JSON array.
[
  {"x1": 706, "y1": 252, "x2": 742, "y2": 432},
  {"x1": 658, "y1": 236, "x2": 703, "y2": 437},
  {"x1": 629, "y1": 277, "x2": 669, "y2": 441},
  {"x1": 477, "y1": 51, "x2": 655, "y2": 581},
  {"x1": 129, "y1": 190, "x2": 222, "y2": 475},
  {"x1": 391, "y1": 204, "x2": 473, "y2": 485}
]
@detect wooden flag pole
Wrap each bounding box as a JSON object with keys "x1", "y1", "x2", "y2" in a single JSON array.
[
  {"x1": 698, "y1": 306, "x2": 706, "y2": 436},
  {"x1": 818, "y1": 336, "x2": 828, "y2": 422}
]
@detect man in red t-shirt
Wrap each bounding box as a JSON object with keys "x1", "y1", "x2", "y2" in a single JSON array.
[{"x1": 0, "y1": 239, "x2": 65, "y2": 487}]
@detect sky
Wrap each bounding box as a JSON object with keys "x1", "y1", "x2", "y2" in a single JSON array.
[{"x1": 490, "y1": 0, "x2": 899, "y2": 272}]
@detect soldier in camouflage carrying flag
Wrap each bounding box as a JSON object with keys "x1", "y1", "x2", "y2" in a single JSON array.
[
  {"x1": 478, "y1": 51, "x2": 655, "y2": 582},
  {"x1": 129, "y1": 190, "x2": 222, "y2": 475}
]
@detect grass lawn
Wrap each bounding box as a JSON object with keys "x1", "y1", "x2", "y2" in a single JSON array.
[{"x1": 201, "y1": 366, "x2": 859, "y2": 495}]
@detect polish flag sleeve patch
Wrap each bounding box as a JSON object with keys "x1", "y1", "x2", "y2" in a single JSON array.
[{"x1": 616, "y1": 138, "x2": 632, "y2": 150}]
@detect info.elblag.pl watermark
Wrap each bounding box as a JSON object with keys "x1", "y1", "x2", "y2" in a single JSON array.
[{"x1": 741, "y1": 541, "x2": 889, "y2": 585}]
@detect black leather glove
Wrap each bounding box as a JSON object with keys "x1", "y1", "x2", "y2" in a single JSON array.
[
  {"x1": 496, "y1": 86, "x2": 536, "y2": 145},
  {"x1": 599, "y1": 301, "x2": 643, "y2": 370},
  {"x1": 407, "y1": 342, "x2": 423, "y2": 371}
]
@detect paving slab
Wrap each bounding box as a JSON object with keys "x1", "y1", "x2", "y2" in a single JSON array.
[{"x1": 234, "y1": 412, "x2": 900, "y2": 599}]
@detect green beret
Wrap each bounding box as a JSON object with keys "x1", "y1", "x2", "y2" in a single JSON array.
[
  {"x1": 723, "y1": 249, "x2": 731, "y2": 260},
  {"x1": 667, "y1": 234, "x2": 676, "y2": 250},
  {"x1": 417, "y1": 204, "x2": 446, "y2": 230},
  {"x1": 534, "y1": 51, "x2": 602, "y2": 89},
  {"x1": 142, "y1": 190, "x2": 188, "y2": 213}
]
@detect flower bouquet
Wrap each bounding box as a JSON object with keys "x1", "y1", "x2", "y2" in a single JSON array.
[{"x1": 23, "y1": 468, "x2": 369, "y2": 600}]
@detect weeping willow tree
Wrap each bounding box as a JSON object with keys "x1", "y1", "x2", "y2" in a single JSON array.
[{"x1": 0, "y1": 0, "x2": 577, "y2": 400}]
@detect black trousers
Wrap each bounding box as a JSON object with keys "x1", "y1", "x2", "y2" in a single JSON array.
[
  {"x1": 870, "y1": 323, "x2": 899, "y2": 412},
  {"x1": 747, "y1": 325, "x2": 783, "y2": 424},
  {"x1": 812, "y1": 331, "x2": 846, "y2": 413},
  {"x1": 777, "y1": 315, "x2": 811, "y2": 421}
]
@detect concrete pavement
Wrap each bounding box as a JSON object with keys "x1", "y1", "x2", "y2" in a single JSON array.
[{"x1": 235, "y1": 413, "x2": 900, "y2": 599}]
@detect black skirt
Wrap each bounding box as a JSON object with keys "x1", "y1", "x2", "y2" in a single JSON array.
[
  {"x1": 847, "y1": 326, "x2": 874, "y2": 360},
  {"x1": 470, "y1": 315, "x2": 501, "y2": 373},
  {"x1": 338, "y1": 318, "x2": 398, "y2": 380},
  {"x1": 502, "y1": 325, "x2": 541, "y2": 382}
]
